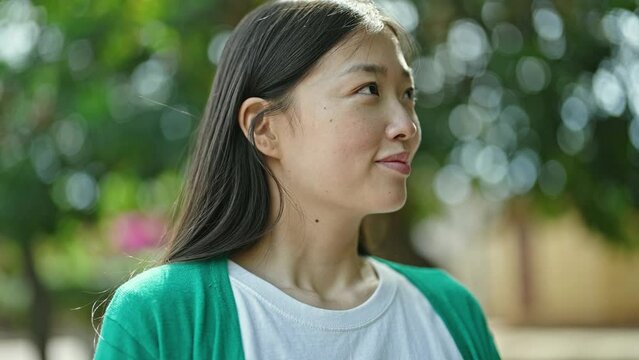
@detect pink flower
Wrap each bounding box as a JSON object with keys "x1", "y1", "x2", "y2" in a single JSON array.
[{"x1": 111, "y1": 213, "x2": 166, "y2": 252}]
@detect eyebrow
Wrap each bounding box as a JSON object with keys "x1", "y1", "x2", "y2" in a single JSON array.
[{"x1": 339, "y1": 63, "x2": 413, "y2": 80}]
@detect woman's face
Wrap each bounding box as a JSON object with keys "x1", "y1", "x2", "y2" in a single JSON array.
[{"x1": 275, "y1": 27, "x2": 421, "y2": 215}]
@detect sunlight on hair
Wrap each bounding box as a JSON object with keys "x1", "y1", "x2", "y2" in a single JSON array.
[{"x1": 280, "y1": 0, "x2": 385, "y2": 32}]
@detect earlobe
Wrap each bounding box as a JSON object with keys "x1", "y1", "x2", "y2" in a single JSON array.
[{"x1": 237, "y1": 97, "x2": 281, "y2": 159}]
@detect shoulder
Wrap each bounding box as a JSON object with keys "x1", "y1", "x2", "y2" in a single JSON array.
[
  {"x1": 371, "y1": 256, "x2": 501, "y2": 358},
  {"x1": 111, "y1": 261, "x2": 201, "y2": 300},
  {"x1": 95, "y1": 258, "x2": 240, "y2": 359},
  {"x1": 105, "y1": 258, "x2": 227, "y2": 319},
  {"x1": 115, "y1": 260, "x2": 214, "y2": 295},
  {"x1": 371, "y1": 257, "x2": 469, "y2": 295},
  {"x1": 370, "y1": 256, "x2": 484, "y2": 316}
]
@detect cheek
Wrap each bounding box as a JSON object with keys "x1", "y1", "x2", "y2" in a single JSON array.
[
  {"x1": 295, "y1": 103, "x2": 384, "y2": 174},
  {"x1": 334, "y1": 125, "x2": 377, "y2": 158},
  {"x1": 324, "y1": 110, "x2": 381, "y2": 160}
]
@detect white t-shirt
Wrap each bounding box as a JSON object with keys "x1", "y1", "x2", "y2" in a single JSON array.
[{"x1": 228, "y1": 257, "x2": 463, "y2": 360}]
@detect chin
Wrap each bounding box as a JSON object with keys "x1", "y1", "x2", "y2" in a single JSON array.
[{"x1": 370, "y1": 192, "x2": 407, "y2": 214}]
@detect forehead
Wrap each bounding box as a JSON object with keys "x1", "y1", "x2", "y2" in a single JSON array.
[{"x1": 306, "y1": 28, "x2": 413, "y2": 82}]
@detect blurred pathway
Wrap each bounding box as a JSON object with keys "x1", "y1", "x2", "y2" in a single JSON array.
[
  {"x1": 0, "y1": 335, "x2": 90, "y2": 360},
  {"x1": 492, "y1": 322, "x2": 639, "y2": 359}
]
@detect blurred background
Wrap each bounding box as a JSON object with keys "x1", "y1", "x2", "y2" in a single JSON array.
[{"x1": 1, "y1": 0, "x2": 638, "y2": 358}]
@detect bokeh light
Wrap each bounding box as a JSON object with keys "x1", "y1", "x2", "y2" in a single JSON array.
[{"x1": 433, "y1": 164, "x2": 471, "y2": 205}]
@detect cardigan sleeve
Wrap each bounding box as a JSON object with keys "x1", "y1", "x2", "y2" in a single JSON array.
[
  {"x1": 370, "y1": 256, "x2": 501, "y2": 359},
  {"x1": 435, "y1": 270, "x2": 501, "y2": 360},
  {"x1": 462, "y1": 282, "x2": 501, "y2": 359},
  {"x1": 92, "y1": 259, "x2": 244, "y2": 360},
  {"x1": 93, "y1": 286, "x2": 159, "y2": 360}
]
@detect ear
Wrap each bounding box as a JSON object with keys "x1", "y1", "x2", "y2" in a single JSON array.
[{"x1": 237, "y1": 97, "x2": 281, "y2": 159}]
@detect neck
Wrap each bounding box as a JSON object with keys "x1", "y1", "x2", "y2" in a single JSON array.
[{"x1": 229, "y1": 197, "x2": 376, "y2": 303}]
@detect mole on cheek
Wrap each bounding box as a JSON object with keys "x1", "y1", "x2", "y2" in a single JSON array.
[
  {"x1": 315, "y1": 219, "x2": 319, "y2": 223},
  {"x1": 329, "y1": 118, "x2": 333, "y2": 123}
]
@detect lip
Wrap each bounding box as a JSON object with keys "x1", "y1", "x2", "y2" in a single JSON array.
[
  {"x1": 375, "y1": 151, "x2": 411, "y2": 175},
  {"x1": 376, "y1": 151, "x2": 410, "y2": 163},
  {"x1": 377, "y1": 161, "x2": 411, "y2": 175}
]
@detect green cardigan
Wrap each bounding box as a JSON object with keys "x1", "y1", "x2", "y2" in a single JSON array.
[{"x1": 94, "y1": 256, "x2": 500, "y2": 359}]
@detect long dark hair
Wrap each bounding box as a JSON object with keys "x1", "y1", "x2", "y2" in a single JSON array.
[{"x1": 160, "y1": 0, "x2": 417, "y2": 264}]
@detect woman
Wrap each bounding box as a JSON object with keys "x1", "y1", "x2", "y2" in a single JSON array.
[{"x1": 94, "y1": 0, "x2": 500, "y2": 359}]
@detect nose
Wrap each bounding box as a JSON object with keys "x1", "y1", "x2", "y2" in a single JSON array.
[{"x1": 386, "y1": 107, "x2": 419, "y2": 141}]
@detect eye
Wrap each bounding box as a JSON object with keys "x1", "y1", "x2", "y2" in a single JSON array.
[
  {"x1": 404, "y1": 87, "x2": 417, "y2": 102},
  {"x1": 357, "y1": 82, "x2": 380, "y2": 96}
]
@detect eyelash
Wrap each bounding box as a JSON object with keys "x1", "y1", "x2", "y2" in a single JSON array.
[{"x1": 358, "y1": 82, "x2": 418, "y2": 102}]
